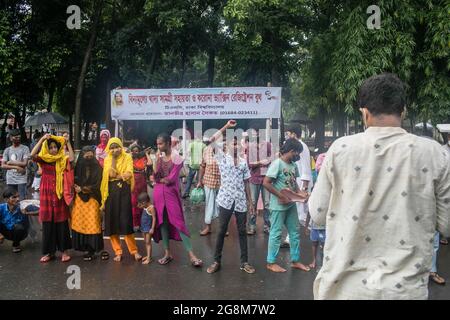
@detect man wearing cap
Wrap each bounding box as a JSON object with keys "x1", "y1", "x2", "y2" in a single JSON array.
[{"x1": 1, "y1": 129, "x2": 30, "y2": 200}]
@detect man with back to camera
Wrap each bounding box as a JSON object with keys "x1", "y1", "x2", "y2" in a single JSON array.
[{"x1": 309, "y1": 73, "x2": 450, "y2": 299}]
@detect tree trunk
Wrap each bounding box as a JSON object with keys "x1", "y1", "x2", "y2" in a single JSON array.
[
  {"x1": 207, "y1": 48, "x2": 215, "y2": 87},
  {"x1": 337, "y1": 111, "x2": 346, "y2": 137},
  {"x1": 332, "y1": 119, "x2": 337, "y2": 138},
  {"x1": 0, "y1": 112, "x2": 5, "y2": 149},
  {"x1": 69, "y1": 114, "x2": 73, "y2": 140},
  {"x1": 15, "y1": 106, "x2": 27, "y2": 143},
  {"x1": 105, "y1": 75, "x2": 113, "y2": 132},
  {"x1": 47, "y1": 82, "x2": 55, "y2": 112},
  {"x1": 149, "y1": 42, "x2": 159, "y2": 76},
  {"x1": 74, "y1": 1, "x2": 103, "y2": 149},
  {"x1": 314, "y1": 105, "x2": 326, "y2": 152},
  {"x1": 179, "y1": 50, "x2": 187, "y2": 87},
  {"x1": 84, "y1": 122, "x2": 89, "y2": 143}
]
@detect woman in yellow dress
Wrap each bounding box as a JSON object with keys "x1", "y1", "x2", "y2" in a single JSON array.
[
  {"x1": 71, "y1": 146, "x2": 108, "y2": 261},
  {"x1": 100, "y1": 137, "x2": 142, "y2": 262}
]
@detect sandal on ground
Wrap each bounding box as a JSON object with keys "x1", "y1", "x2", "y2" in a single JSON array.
[
  {"x1": 191, "y1": 258, "x2": 203, "y2": 267},
  {"x1": 113, "y1": 255, "x2": 122, "y2": 262},
  {"x1": 134, "y1": 253, "x2": 143, "y2": 261},
  {"x1": 101, "y1": 251, "x2": 110, "y2": 261},
  {"x1": 40, "y1": 254, "x2": 55, "y2": 263},
  {"x1": 12, "y1": 246, "x2": 22, "y2": 253},
  {"x1": 240, "y1": 263, "x2": 256, "y2": 274},
  {"x1": 430, "y1": 272, "x2": 446, "y2": 285},
  {"x1": 61, "y1": 254, "x2": 71, "y2": 263},
  {"x1": 200, "y1": 229, "x2": 211, "y2": 236},
  {"x1": 158, "y1": 256, "x2": 173, "y2": 265},
  {"x1": 280, "y1": 241, "x2": 290, "y2": 248},
  {"x1": 207, "y1": 262, "x2": 221, "y2": 274},
  {"x1": 142, "y1": 256, "x2": 153, "y2": 265},
  {"x1": 83, "y1": 253, "x2": 94, "y2": 261}
]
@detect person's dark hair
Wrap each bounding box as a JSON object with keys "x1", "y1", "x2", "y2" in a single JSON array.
[
  {"x1": 3, "y1": 187, "x2": 18, "y2": 200},
  {"x1": 287, "y1": 126, "x2": 302, "y2": 138},
  {"x1": 357, "y1": 73, "x2": 406, "y2": 116},
  {"x1": 131, "y1": 144, "x2": 141, "y2": 152},
  {"x1": 33, "y1": 131, "x2": 42, "y2": 140},
  {"x1": 82, "y1": 145, "x2": 95, "y2": 154},
  {"x1": 47, "y1": 138, "x2": 61, "y2": 150},
  {"x1": 137, "y1": 192, "x2": 150, "y2": 204},
  {"x1": 280, "y1": 138, "x2": 303, "y2": 154},
  {"x1": 157, "y1": 133, "x2": 171, "y2": 145},
  {"x1": 9, "y1": 129, "x2": 21, "y2": 137}
]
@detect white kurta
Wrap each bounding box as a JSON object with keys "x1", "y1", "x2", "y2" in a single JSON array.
[
  {"x1": 295, "y1": 139, "x2": 313, "y2": 224},
  {"x1": 309, "y1": 127, "x2": 450, "y2": 300}
]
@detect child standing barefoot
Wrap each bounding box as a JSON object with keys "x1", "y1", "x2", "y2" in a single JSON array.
[
  {"x1": 305, "y1": 210, "x2": 326, "y2": 270},
  {"x1": 137, "y1": 192, "x2": 156, "y2": 265}
]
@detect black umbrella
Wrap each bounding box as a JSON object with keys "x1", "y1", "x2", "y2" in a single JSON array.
[{"x1": 24, "y1": 112, "x2": 68, "y2": 127}]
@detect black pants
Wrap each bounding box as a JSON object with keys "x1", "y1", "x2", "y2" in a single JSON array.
[
  {"x1": 214, "y1": 203, "x2": 248, "y2": 265},
  {"x1": 42, "y1": 221, "x2": 72, "y2": 255},
  {"x1": 0, "y1": 223, "x2": 28, "y2": 247}
]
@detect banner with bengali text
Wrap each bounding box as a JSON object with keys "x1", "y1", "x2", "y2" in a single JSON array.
[{"x1": 111, "y1": 87, "x2": 281, "y2": 120}]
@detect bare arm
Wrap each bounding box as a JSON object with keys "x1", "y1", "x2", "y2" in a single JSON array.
[
  {"x1": 197, "y1": 164, "x2": 205, "y2": 188},
  {"x1": 209, "y1": 120, "x2": 236, "y2": 143},
  {"x1": 109, "y1": 157, "x2": 118, "y2": 179},
  {"x1": 6, "y1": 159, "x2": 28, "y2": 167},
  {"x1": 244, "y1": 179, "x2": 255, "y2": 215},
  {"x1": 66, "y1": 140, "x2": 75, "y2": 162},
  {"x1": 263, "y1": 176, "x2": 291, "y2": 205},
  {"x1": 150, "y1": 207, "x2": 157, "y2": 233},
  {"x1": 30, "y1": 134, "x2": 49, "y2": 157},
  {"x1": 1, "y1": 151, "x2": 24, "y2": 171}
]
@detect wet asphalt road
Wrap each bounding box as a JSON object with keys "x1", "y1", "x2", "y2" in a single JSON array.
[{"x1": 0, "y1": 198, "x2": 449, "y2": 300}]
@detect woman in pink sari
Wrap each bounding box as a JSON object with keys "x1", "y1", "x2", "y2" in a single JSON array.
[
  {"x1": 151, "y1": 133, "x2": 203, "y2": 267},
  {"x1": 96, "y1": 130, "x2": 110, "y2": 167}
]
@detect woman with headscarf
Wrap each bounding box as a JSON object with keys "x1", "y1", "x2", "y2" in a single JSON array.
[
  {"x1": 130, "y1": 145, "x2": 148, "y2": 231},
  {"x1": 71, "y1": 146, "x2": 108, "y2": 261},
  {"x1": 96, "y1": 130, "x2": 111, "y2": 167},
  {"x1": 31, "y1": 134, "x2": 74, "y2": 263},
  {"x1": 100, "y1": 137, "x2": 142, "y2": 262},
  {"x1": 151, "y1": 133, "x2": 203, "y2": 267}
]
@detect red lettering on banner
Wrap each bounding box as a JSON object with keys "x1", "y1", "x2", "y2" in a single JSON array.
[
  {"x1": 173, "y1": 94, "x2": 191, "y2": 103},
  {"x1": 148, "y1": 95, "x2": 159, "y2": 103},
  {"x1": 197, "y1": 94, "x2": 213, "y2": 102},
  {"x1": 213, "y1": 92, "x2": 230, "y2": 103},
  {"x1": 128, "y1": 94, "x2": 148, "y2": 105},
  {"x1": 159, "y1": 93, "x2": 173, "y2": 103}
]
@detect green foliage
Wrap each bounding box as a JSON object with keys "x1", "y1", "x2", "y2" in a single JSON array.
[{"x1": 1, "y1": 0, "x2": 448, "y2": 141}]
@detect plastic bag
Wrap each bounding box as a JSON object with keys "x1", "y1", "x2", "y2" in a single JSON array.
[{"x1": 190, "y1": 187, "x2": 205, "y2": 204}]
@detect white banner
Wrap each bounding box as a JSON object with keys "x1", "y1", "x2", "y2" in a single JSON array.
[{"x1": 111, "y1": 87, "x2": 281, "y2": 120}]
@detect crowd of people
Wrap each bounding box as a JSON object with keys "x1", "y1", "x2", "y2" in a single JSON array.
[{"x1": 0, "y1": 73, "x2": 449, "y2": 299}]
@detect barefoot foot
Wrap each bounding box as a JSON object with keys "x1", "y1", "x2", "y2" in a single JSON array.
[
  {"x1": 291, "y1": 262, "x2": 311, "y2": 271},
  {"x1": 266, "y1": 263, "x2": 287, "y2": 273}
]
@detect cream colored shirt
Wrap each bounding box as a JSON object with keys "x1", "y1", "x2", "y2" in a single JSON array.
[{"x1": 310, "y1": 127, "x2": 450, "y2": 300}]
